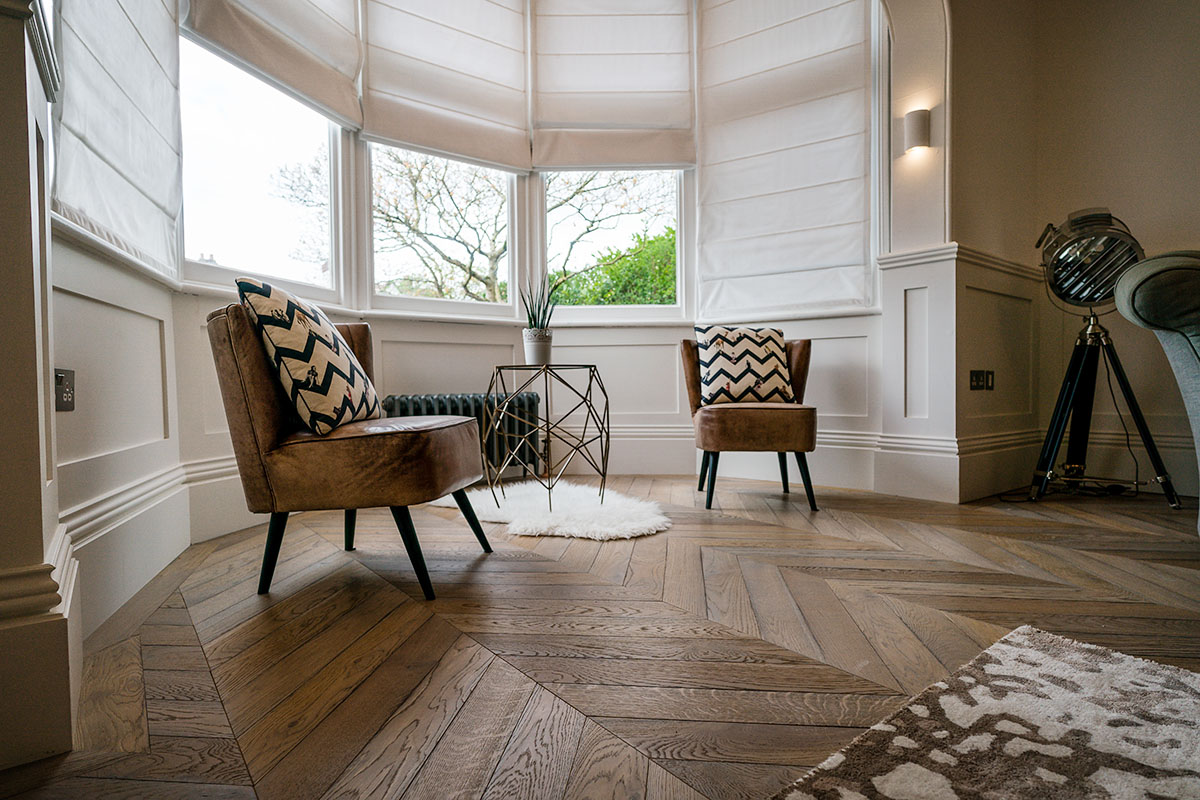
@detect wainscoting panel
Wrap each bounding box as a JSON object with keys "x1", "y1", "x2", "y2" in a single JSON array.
[
  {"x1": 960, "y1": 285, "x2": 1033, "y2": 421},
  {"x1": 805, "y1": 334, "x2": 871, "y2": 419},
  {"x1": 550, "y1": 342, "x2": 682, "y2": 418},
  {"x1": 379, "y1": 340, "x2": 516, "y2": 396},
  {"x1": 904, "y1": 287, "x2": 930, "y2": 419},
  {"x1": 52, "y1": 290, "x2": 168, "y2": 466}
]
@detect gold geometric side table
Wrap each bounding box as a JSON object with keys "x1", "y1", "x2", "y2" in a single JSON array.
[{"x1": 483, "y1": 364, "x2": 610, "y2": 510}]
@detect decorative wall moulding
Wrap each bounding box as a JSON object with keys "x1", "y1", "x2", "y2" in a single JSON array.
[
  {"x1": 955, "y1": 245, "x2": 1042, "y2": 282},
  {"x1": 0, "y1": 563, "x2": 61, "y2": 622},
  {"x1": 877, "y1": 243, "x2": 960, "y2": 270}
]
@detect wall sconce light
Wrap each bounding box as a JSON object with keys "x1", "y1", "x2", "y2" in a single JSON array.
[{"x1": 904, "y1": 109, "x2": 931, "y2": 152}]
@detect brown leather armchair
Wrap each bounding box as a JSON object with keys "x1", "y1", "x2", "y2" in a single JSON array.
[
  {"x1": 681, "y1": 339, "x2": 818, "y2": 511},
  {"x1": 207, "y1": 304, "x2": 491, "y2": 600}
]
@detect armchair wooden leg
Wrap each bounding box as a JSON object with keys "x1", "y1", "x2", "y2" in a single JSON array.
[
  {"x1": 698, "y1": 451, "x2": 711, "y2": 492},
  {"x1": 258, "y1": 511, "x2": 289, "y2": 595},
  {"x1": 704, "y1": 451, "x2": 720, "y2": 510},
  {"x1": 452, "y1": 489, "x2": 492, "y2": 553},
  {"x1": 390, "y1": 506, "x2": 435, "y2": 600},
  {"x1": 344, "y1": 509, "x2": 357, "y2": 551},
  {"x1": 793, "y1": 451, "x2": 818, "y2": 511},
  {"x1": 777, "y1": 452, "x2": 790, "y2": 494}
]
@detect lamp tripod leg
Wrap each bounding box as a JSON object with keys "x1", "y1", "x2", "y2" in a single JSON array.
[
  {"x1": 1062, "y1": 344, "x2": 1101, "y2": 485},
  {"x1": 1102, "y1": 342, "x2": 1182, "y2": 509},
  {"x1": 1031, "y1": 341, "x2": 1090, "y2": 500}
]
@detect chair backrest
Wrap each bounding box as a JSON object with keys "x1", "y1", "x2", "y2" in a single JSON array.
[
  {"x1": 680, "y1": 338, "x2": 812, "y2": 415},
  {"x1": 205, "y1": 302, "x2": 374, "y2": 512}
]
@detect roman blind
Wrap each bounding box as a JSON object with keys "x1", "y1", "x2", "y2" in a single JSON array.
[
  {"x1": 533, "y1": 0, "x2": 695, "y2": 168},
  {"x1": 697, "y1": 0, "x2": 873, "y2": 320},
  {"x1": 53, "y1": 0, "x2": 182, "y2": 277},
  {"x1": 180, "y1": 0, "x2": 363, "y2": 128},
  {"x1": 361, "y1": 0, "x2": 530, "y2": 170}
]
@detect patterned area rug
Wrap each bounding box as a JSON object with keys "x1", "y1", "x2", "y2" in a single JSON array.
[{"x1": 775, "y1": 625, "x2": 1200, "y2": 800}]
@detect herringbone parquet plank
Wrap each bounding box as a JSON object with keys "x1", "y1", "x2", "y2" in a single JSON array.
[{"x1": 6, "y1": 477, "x2": 1198, "y2": 800}]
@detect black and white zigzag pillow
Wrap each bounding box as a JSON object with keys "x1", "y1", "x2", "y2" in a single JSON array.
[
  {"x1": 695, "y1": 325, "x2": 793, "y2": 405},
  {"x1": 237, "y1": 278, "x2": 381, "y2": 435}
]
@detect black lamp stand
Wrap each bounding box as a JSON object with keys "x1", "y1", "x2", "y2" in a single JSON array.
[{"x1": 1030, "y1": 313, "x2": 1182, "y2": 507}]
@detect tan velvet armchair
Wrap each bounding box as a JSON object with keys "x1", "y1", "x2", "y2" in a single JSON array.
[
  {"x1": 207, "y1": 304, "x2": 490, "y2": 600},
  {"x1": 681, "y1": 339, "x2": 819, "y2": 511}
]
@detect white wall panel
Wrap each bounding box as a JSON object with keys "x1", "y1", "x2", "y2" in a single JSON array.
[
  {"x1": 379, "y1": 341, "x2": 516, "y2": 397},
  {"x1": 53, "y1": 291, "x2": 167, "y2": 465}
]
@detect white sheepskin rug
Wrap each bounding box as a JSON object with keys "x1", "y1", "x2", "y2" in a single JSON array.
[{"x1": 430, "y1": 481, "x2": 670, "y2": 540}]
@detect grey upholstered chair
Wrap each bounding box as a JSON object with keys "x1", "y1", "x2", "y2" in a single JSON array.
[{"x1": 1115, "y1": 251, "x2": 1200, "y2": 534}]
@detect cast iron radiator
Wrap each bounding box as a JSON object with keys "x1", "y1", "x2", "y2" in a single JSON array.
[{"x1": 381, "y1": 392, "x2": 541, "y2": 473}]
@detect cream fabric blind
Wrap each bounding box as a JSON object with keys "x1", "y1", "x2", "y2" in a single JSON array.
[
  {"x1": 697, "y1": 0, "x2": 872, "y2": 319},
  {"x1": 53, "y1": 0, "x2": 182, "y2": 276},
  {"x1": 180, "y1": 0, "x2": 362, "y2": 128},
  {"x1": 361, "y1": 0, "x2": 529, "y2": 170},
  {"x1": 533, "y1": 0, "x2": 695, "y2": 168}
]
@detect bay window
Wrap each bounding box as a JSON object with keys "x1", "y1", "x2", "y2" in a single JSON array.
[
  {"x1": 544, "y1": 170, "x2": 680, "y2": 307},
  {"x1": 180, "y1": 38, "x2": 337, "y2": 297},
  {"x1": 370, "y1": 143, "x2": 514, "y2": 307}
]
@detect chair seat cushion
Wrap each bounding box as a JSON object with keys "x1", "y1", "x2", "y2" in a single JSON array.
[
  {"x1": 693, "y1": 402, "x2": 816, "y2": 452},
  {"x1": 265, "y1": 416, "x2": 483, "y2": 511}
]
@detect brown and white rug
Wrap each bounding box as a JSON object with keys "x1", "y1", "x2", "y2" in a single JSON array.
[{"x1": 774, "y1": 625, "x2": 1200, "y2": 800}]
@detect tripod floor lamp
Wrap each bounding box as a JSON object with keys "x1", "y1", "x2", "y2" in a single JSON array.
[{"x1": 1030, "y1": 208, "x2": 1182, "y2": 508}]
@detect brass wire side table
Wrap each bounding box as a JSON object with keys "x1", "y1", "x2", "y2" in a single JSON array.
[{"x1": 483, "y1": 364, "x2": 610, "y2": 510}]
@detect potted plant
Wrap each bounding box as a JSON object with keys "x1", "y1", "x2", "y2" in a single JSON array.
[{"x1": 520, "y1": 281, "x2": 558, "y2": 365}]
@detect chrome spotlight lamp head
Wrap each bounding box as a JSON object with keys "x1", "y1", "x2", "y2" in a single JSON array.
[{"x1": 1036, "y1": 208, "x2": 1144, "y2": 308}]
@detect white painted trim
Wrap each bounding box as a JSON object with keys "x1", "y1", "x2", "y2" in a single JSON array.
[
  {"x1": 876, "y1": 432, "x2": 958, "y2": 455},
  {"x1": 181, "y1": 455, "x2": 241, "y2": 484},
  {"x1": 59, "y1": 465, "x2": 187, "y2": 549},
  {"x1": 51, "y1": 214, "x2": 183, "y2": 293},
  {"x1": 957, "y1": 428, "x2": 1043, "y2": 455},
  {"x1": 955, "y1": 245, "x2": 1041, "y2": 282},
  {"x1": 878, "y1": 242, "x2": 959, "y2": 269},
  {"x1": 45, "y1": 524, "x2": 78, "y2": 618},
  {"x1": 0, "y1": 563, "x2": 60, "y2": 622}
]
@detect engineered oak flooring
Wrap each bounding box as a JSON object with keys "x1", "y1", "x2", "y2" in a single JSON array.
[{"x1": 3, "y1": 478, "x2": 1197, "y2": 799}]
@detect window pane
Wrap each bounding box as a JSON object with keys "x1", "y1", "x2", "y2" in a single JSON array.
[
  {"x1": 180, "y1": 39, "x2": 332, "y2": 287},
  {"x1": 371, "y1": 144, "x2": 510, "y2": 303},
  {"x1": 545, "y1": 170, "x2": 677, "y2": 306}
]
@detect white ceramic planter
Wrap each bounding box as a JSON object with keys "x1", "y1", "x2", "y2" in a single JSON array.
[{"x1": 522, "y1": 328, "x2": 553, "y2": 365}]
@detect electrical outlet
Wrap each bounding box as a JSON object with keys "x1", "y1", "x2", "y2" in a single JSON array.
[
  {"x1": 969, "y1": 370, "x2": 986, "y2": 390},
  {"x1": 985, "y1": 370, "x2": 995, "y2": 391},
  {"x1": 55, "y1": 369, "x2": 75, "y2": 412}
]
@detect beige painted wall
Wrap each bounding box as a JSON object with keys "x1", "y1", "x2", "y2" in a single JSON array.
[
  {"x1": 949, "y1": 0, "x2": 1038, "y2": 266},
  {"x1": 949, "y1": 0, "x2": 1199, "y2": 497}
]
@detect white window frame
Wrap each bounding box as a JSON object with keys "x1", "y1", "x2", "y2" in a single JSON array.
[
  {"x1": 178, "y1": 39, "x2": 344, "y2": 306},
  {"x1": 364, "y1": 141, "x2": 523, "y2": 322},
  {"x1": 541, "y1": 168, "x2": 693, "y2": 327}
]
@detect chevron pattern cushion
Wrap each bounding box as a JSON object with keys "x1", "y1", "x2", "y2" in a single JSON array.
[
  {"x1": 695, "y1": 325, "x2": 794, "y2": 405},
  {"x1": 236, "y1": 278, "x2": 381, "y2": 435}
]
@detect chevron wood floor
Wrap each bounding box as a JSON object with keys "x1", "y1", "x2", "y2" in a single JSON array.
[{"x1": 3, "y1": 476, "x2": 1198, "y2": 799}]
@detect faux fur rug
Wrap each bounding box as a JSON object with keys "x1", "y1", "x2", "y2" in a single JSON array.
[
  {"x1": 430, "y1": 481, "x2": 670, "y2": 540},
  {"x1": 775, "y1": 625, "x2": 1200, "y2": 800}
]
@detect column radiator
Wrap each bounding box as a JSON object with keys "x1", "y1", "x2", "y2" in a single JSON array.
[{"x1": 381, "y1": 392, "x2": 541, "y2": 473}]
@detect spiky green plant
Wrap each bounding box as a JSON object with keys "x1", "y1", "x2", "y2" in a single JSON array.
[{"x1": 520, "y1": 281, "x2": 558, "y2": 330}]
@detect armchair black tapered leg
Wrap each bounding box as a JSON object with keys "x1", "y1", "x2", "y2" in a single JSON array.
[
  {"x1": 452, "y1": 489, "x2": 492, "y2": 553},
  {"x1": 344, "y1": 509, "x2": 357, "y2": 551},
  {"x1": 698, "y1": 451, "x2": 711, "y2": 492},
  {"x1": 777, "y1": 452, "x2": 790, "y2": 494},
  {"x1": 258, "y1": 511, "x2": 289, "y2": 595},
  {"x1": 390, "y1": 506, "x2": 435, "y2": 600},
  {"x1": 704, "y1": 451, "x2": 720, "y2": 510},
  {"x1": 793, "y1": 451, "x2": 818, "y2": 511}
]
